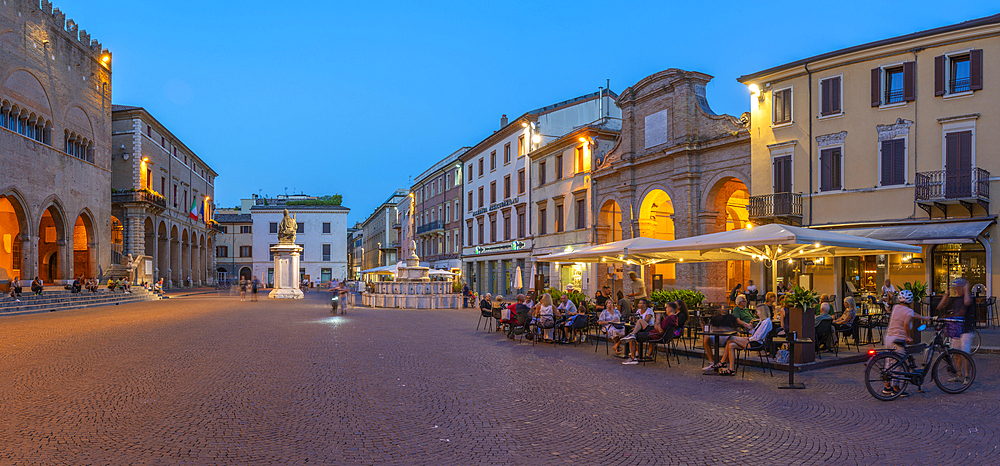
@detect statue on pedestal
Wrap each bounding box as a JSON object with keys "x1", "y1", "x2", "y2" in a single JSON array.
[{"x1": 278, "y1": 209, "x2": 297, "y2": 244}]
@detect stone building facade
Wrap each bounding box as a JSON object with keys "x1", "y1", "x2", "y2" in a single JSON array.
[
  {"x1": 530, "y1": 120, "x2": 620, "y2": 295},
  {"x1": 593, "y1": 69, "x2": 751, "y2": 303},
  {"x1": 412, "y1": 148, "x2": 467, "y2": 272},
  {"x1": 111, "y1": 105, "x2": 218, "y2": 288},
  {"x1": 214, "y1": 202, "x2": 253, "y2": 283},
  {"x1": 462, "y1": 91, "x2": 620, "y2": 297},
  {"x1": 359, "y1": 190, "x2": 407, "y2": 271},
  {"x1": 250, "y1": 196, "x2": 350, "y2": 286},
  {"x1": 0, "y1": 0, "x2": 113, "y2": 286}
]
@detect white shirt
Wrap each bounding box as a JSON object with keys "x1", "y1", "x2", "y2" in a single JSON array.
[
  {"x1": 746, "y1": 284, "x2": 758, "y2": 293},
  {"x1": 750, "y1": 318, "x2": 772, "y2": 343}
]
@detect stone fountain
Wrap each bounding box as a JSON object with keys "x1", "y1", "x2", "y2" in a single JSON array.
[{"x1": 362, "y1": 241, "x2": 460, "y2": 309}]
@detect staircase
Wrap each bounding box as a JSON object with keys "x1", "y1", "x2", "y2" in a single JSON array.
[
  {"x1": 0, "y1": 287, "x2": 161, "y2": 317},
  {"x1": 104, "y1": 264, "x2": 131, "y2": 282}
]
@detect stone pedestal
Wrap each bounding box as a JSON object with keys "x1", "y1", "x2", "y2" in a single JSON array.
[{"x1": 269, "y1": 243, "x2": 304, "y2": 299}]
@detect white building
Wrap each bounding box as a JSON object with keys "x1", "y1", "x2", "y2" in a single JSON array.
[
  {"x1": 249, "y1": 196, "x2": 350, "y2": 286},
  {"x1": 461, "y1": 90, "x2": 620, "y2": 296}
]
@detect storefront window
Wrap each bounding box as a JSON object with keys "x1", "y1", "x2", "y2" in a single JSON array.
[{"x1": 931, "y1": 242, "x2": 987, "y2": 295}]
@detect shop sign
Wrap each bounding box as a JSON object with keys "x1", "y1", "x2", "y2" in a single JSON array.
[{"x1": 474, "y1": 240, "x2": 526, "y2": 254}]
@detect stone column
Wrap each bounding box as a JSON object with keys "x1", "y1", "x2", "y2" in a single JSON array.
[{"x1": 56, "y1": 238, "x2": 68, "y2": 284}]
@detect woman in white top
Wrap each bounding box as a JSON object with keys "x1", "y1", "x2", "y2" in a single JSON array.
[
  {"x1": 535, "y1": 293, "x2": 560, "y2": 342},
  {"x1": 717, "y1": 302, "x2": 774, "y2": 376},
  {"x1": 598, "y1": 299, "x2": 625, "y2": 355}
]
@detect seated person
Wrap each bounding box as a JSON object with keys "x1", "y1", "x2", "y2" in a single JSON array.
[
  {"x1": 620, "y1": 298, "x2": 655, "y2": 341},
  {"x1": 533, "y1": 293, "x2": 561, "y2": 342},
  {"x1": 493, "y1": 295, "x2": 505, "y2": 331},
  {"x1": 731, "y1": 295, "x2": 756, "y2": 330},
  {"x1": 834, "y1": 296, "x2": 857, "y2": 333},
  {"x1": 716, "y1": 304, "x2": 774, "y2": 375},
  {"x1": 594, "y1": 288, "x2": 609, "y2": 313},
  {"x1": 774, "y1": 295, "x2": 790, "y2": 335},
  {"x1": 702, "y1": 306, "x2": 752, "y2": 370},
  {"x1": 479, "y1": 292, "x2": 493, "y2": 317},
  {"x1": 557, "y1": 294, "x2": 582, "y2": 343},
  {"x1": 814, "y1": 302, "x2": 835, "y2": 350},
  {"x1": 71, "y1": 276, "x2": 82, "y2": 293},
  {"x1": 31, "y1": 276, "x2": 43, "y2": 295},
  {"x1": 598, "y1": 299, "x2": 625, "y2": 356},
  {"x1": 621, "y1": 299, "x2": 675, "y2": 364}
]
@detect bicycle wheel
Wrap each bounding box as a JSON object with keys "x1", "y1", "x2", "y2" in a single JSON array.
[
  {"x1": 971, "y1": 329, "x2": 981, "y2": 355},
  {"x1": 865, "y1": 352, "x2": 909, "y2": 401},
  {"x1": 933, "y1": 349, "x2": 976, "y2": 394}
]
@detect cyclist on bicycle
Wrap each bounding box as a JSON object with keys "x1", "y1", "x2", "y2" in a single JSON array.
[{"x1": 882, "y1": 289, "x2": 930, "y2": 397}]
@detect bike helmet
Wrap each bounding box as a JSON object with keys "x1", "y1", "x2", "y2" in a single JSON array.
[{"x1": 897, "y1": 289, "x2": 913, "y2": 304}]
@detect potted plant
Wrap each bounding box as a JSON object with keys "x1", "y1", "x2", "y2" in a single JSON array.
[
  {"x1": 785, "y1": 285, "x2": 819, "y2": 313},
  {"x1": 902, "y1": 280, "x2": 928, "y2": 313}
]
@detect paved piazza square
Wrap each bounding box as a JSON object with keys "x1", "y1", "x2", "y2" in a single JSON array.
[{"x1": 0, "y1": 294, "x2": 996, "y2": 465}]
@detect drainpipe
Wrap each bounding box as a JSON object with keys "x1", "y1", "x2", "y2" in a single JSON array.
[
  {"x1": 806, "y1": 64, "x2": 814, "y2": 226},
  {"x1": 910, "y1": 48, "x2": 921, "y2": 221}
]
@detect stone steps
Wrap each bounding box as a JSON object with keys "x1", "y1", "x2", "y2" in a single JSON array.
[{"x1": 0, "y1": 288, "x2": 160, "y2": 316}]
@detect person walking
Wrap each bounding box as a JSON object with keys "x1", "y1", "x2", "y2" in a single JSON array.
[
  {"x1": 251, "y1": 277, "x2": 260, "y2": 302},
  {"x1": 937, "y1": 278, "x2": 975, "y2": 383},
  {"x1": 239, "y1": 277, "x2": 248, "y2": 302}
]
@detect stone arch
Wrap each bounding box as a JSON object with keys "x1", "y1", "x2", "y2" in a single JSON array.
[
  {"x1": 596, "y1": 199, "x2": 624, "y2": 244},
  {"x1": 2, "y1": 69, "x2": 52, "y2": 120},
  {"x1": 638, "y1": 189, "x2": 676, "y2": 291},
  {"x1": 0, "y1": 190, "x2": 30, "y2": 282},
  {"x1": 143, "y1": 217, "x2": 155, "y2": 258},
  {"x1": 72, "y1": 209, "x2": 98, "y2": 279},
  {"x1": 239, "y1": 266, "x2": 252, "y2": 280},
  {"x1": 169, "y1": 224, "x2": 179, "y2": 286},
  {"x1": 37, "y1": 199, "x2": 68, "y2": 283},
  {"x1": 700, "y1": 169, "x2": 751, "y2": 210},
  {"x1": 157, "y1": 220, "x2": 169, "y2": 284},
  {"x1": 704, "y1": 176, "x2": 752, "y2": 298},
  {"x1": 64, "y1": 105, "x2": 95, "y2": 143}
]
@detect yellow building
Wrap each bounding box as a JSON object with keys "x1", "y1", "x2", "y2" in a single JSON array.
[{"x1": 739, "y1": 14, "x2": 999, "y2": 301}]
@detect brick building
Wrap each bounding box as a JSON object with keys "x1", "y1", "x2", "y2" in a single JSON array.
[
  {"x1": 0, "y1": 0, "x2": 113, "y2": 286},
  {"x1": 111, "y1": 105, "x2": 218, "y2": 288},
  {"x1": 593, "y1": 69, "x2": 751, "y2": 303},
  {"x1": 412, "y1": 148, "x2": 468, "y2": 272}
]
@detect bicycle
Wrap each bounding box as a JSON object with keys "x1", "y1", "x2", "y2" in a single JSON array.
[
  {"x1": 864, "y1": 317, "x2": 976, "y2": 401},
  {"x1": 944, "y1": 326, "x2": 981, "y2": 355}
]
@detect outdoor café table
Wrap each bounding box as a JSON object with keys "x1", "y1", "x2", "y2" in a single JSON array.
[
  {"x1": 778, "y1": 337, "x2": 813, "y2": 389},
  {"x1": 701, "y1": 330, "x2": 737, "y2": 376}
]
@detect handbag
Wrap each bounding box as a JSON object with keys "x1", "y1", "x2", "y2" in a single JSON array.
[{"x1": 775, "y1": 347, "x2": 790, "y2": 365}]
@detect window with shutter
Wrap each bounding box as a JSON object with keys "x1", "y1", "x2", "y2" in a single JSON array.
[
  {"x1": 880, "y1": 139, "x2": 905, "y2": 186},
  {"x1": 871, "y1": 68, "x2": 881, "y2": 106},
  {"x1": 772, "y1": 155, "x2": 792, "y2": 193},
  {"x1": 884, "y1": 66, "x2": 905, "y2": 104},
  {"x1": 970, "y1": 49, "x2": 983, "y2": 91},
  {"x1": 772, "y1": 88, "x2": 792, "y2": 124},
  {"x1": 819, "y1": 148, "x2": 842, "y2": 191},
  {"x1": 903, "y1": 61, "x2": 916, "y2": 102},
  {"x1": 934, "y1": 55, "x2": 946, "y2": 96},
  {"x1": 820, "y1": 77, "x2": 841, "y2": 116}
]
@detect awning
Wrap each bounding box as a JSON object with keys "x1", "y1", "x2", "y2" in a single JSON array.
[
  {"x1": 819, "y1": 220, "x2": 993, "y2": 245},
  {"x1": 360, "y1": 264, "x2": 398, "y2": 275}
]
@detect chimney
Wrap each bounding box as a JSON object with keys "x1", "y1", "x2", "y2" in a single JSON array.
[{"x1": 500, "y1": 114, "x2": 508, "y2": 128}]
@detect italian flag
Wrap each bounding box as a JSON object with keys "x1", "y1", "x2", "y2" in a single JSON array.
[{"x1": 189, "y1": 198, "x2": 199, "y2": 220}]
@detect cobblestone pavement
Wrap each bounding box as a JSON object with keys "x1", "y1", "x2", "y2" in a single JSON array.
[{"x1": 0, "y1": 293, "x2": 997, "y2": 465}]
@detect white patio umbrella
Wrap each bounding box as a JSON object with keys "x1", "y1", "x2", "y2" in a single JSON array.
[
  {"x1": 529, "y1": 264, "x2": 537, "y2": 291},
  {"x1": 627, "y1": 223, "x2": 921, "y2": 292},
  {"x1": 536, "y1": 236, "x2": 674, "y2": 264},
  {"x1": 513, "y1": 266, "x2": 523, "y2": 290}
]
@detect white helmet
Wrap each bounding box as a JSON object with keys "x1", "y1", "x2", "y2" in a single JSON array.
[{"x1": 897, "y1": 289, "x2": 913, "y2": 304}]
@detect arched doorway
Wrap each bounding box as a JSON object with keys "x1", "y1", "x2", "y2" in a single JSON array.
[
  {"x1": 73, "y1": 213, "x2": 97, "y2": 279},
  {"x1": 638, "y1": 189, "x2": 675, "y2": 291},
  {"x1": 169, "y1": 225, "x2": 179, "y2": 286},
  {"x1": 0, "y1": 195, "x2": 26, "y2": 282},
  {"x1": 239, "y1": 266, "x2": 252, "y2": 280},
  {"x1": 597, "y1": 199, "x2": 624, "y2": 293},
  {"x1": 38, "y1": 205, "x2": 65, "y2": 283},
  {"x1": 157, "y1": 222, "x2": 169, "y2": 284},
  {"x1": 710, "y1": 178, "x2": 751, "y2": 295},
  {"x1": 217, "y1": 266, "x2": 228, "y2": 284}
]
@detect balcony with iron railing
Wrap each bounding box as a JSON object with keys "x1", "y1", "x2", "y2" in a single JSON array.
[
  {"x1": 416, "y1": 221, "x2": 443, "y2": 235},
  {"x1": 748, "y1": 192, "x2": 803, "y2": 225},
  {"x1": 112, "y1": 189, "x2": 167, "y2": 210},
  {"x1": 915, "y1": 167, "x2": 989, "y2": 216}
]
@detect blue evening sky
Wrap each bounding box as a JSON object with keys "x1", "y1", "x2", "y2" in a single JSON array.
[{"x1": 56, "y1": 1, "x2": 997, "y2": 224}]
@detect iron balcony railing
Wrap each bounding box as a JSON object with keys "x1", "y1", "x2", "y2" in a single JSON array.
[
  {"x1": 748, "y1": 192, "x2": 803, "y2": 219},
  {"x1": 885, "y1": 88, "x2": 905, "y2": 104},
  {"x1": 951, "y1": 77, "x2": 971, "y2": 94},
  {"x1": 416, "y1": 221, "x2": 442, "y2": 234},
  {"x1": 112, "y1": 190, "x2": 167, "y2": 209},
  {"x1": 914, "y1": 168, "x2": 989, "y2": 202}
]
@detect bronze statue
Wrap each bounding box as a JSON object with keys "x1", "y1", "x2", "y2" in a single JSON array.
[{"x1": 278, "y1": 209, "x2": 297, "y2": 244}]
